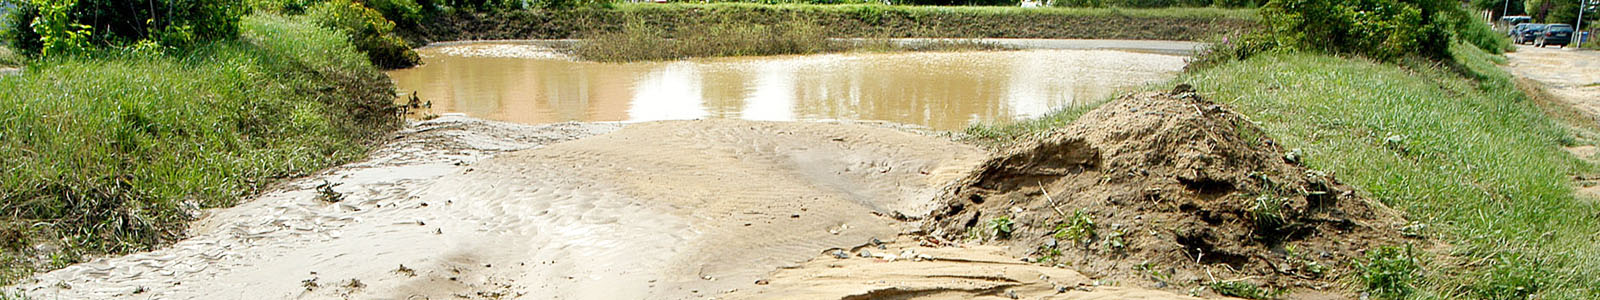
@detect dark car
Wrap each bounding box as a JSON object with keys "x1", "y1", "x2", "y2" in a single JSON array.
[
  {"x1": 1502, "y1": 16, "x2": 1533, "y2": 36},
  {"x1": 1535, "y1": 24, "x2": 1574, "y2": 48},
  {"x1": 1516, "y1": 24, "x2": 1547, "y2": 44}
]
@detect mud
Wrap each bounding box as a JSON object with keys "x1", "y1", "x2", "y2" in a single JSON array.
[
  {"x1": 10, "y1": 116, "x2": 996, "y2": 299},
  {"x1": 6, "y1": 88, "x2": 1380, "y2": 299},
  {"x1": 923, "y1": 87, "x2": 1412, "y2": 297}
]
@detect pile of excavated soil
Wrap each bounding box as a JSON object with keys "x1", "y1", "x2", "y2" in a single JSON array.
[{"x1": 925, "y1": 86, "x2": 1414, "y2": 297}]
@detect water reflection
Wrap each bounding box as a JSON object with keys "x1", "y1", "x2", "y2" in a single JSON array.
[{"x1": 387, "y1": 42, "x2": 1187, "y2": 130}]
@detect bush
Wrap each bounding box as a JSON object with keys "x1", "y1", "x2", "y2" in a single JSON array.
[
  {"x1": 3, "y1": 0, "x2": 245, "y2": 55},
  {"x1": 1259, "y1": 0, "x2": 1440, "y2": 60},
  {"x1": 305, "y1": 0, "x2": 419, "y2": 68},
  {"x1": 365, "y1": 0, "x2": 424, "y2": 27}
]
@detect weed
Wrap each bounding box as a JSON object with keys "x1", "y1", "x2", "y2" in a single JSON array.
[
  {"x1": 1283, "y1": 245, "x2": 1327, "y2": 278},
  {"x1": 988, "y1": 216, "x2": 1014, "y2": 240},
  {"x1": 1101, "y1": 229, "x2": 1127, "y2": 252},
  {"x1": 1248, "y1": 194, "x2": 1286, "y2": 232},
  {"x1": 316, "y1": 180, "x2": 345, "y2": 203},
  {"x1": 1357, "y1": 245, "x2": 1421, "y2": 299},
  {"x1": 1035, "y1": 243, "x2": 1063, "y2": 263},
  {"x1": 1209, "y1": 280, "x2": 1285, "y2": 299},
  {"x1": 1133, "y1": 261, "x2": 1172, "y2": 283},
  {"x1": 1053, "y1": 209, "x2": 1098, "y2": 246}
]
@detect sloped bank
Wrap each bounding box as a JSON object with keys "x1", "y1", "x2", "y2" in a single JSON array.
[{"x1": 924, "y1": 87, "x2": 1414, "y2": 297}]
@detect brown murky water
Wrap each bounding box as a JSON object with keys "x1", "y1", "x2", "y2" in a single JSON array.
[{"x1": 387, "y1": 42, "x2": 1188, "y2": 130}]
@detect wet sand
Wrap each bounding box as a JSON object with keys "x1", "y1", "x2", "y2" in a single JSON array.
[
  {"x1": 9, "y1": 115, "x2": 1222, "y2": 299},
  {"x1": 10, "y1": 116, "x2": 984, "y2": 299}
]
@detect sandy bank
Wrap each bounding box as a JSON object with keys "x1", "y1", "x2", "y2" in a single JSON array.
[{"x1": 8, "y1": 115, "x2": 990, "y2": 299}]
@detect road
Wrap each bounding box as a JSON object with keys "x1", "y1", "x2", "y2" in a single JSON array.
[{"x1": 1504, "y1": 45, "x2": 1600, "y2": 117}]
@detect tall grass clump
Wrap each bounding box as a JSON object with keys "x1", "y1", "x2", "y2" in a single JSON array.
[{"x1": 0, "y1": 14, "x2": 398, "y2": 283}]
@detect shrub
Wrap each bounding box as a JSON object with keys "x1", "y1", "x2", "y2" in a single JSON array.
[
  {"x1": 365, "y1": 0, "x2": 424, "y2": 27},
  {"x1": 1260, "y1": 0, "x2": 1439, "y2": 60},
  {"x1": 305, "y1": 0, "x2": 419, "y2": 68},
  {"x1": 3, "y1": 0, "x2": 245, "y2": 55}
]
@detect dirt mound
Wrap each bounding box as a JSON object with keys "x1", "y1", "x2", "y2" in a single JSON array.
[{"x1": 925, "y1": 86, "x2": 1413, "y2": 296}]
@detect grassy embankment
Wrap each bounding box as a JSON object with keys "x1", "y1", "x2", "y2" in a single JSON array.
[
  {"x1": 971, "y1": 41, "x2": 1600, "y2": 298},
  {"x1": 0, "y1": 14, "x2": 399, "y2": 284},
  {"x1": 411, "y1": 3, "x2": 1255, "y2": 61},
  {"x1": 406, "y1": 3, "x2": 1257, "y2": 41}
]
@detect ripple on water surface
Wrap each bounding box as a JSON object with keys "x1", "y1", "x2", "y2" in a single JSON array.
[{"x1": 387, "y1": 41, "x2": 1188, "y2": 130}]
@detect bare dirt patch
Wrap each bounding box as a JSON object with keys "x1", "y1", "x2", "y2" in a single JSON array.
[{"x1": 922, "y1": 87, "x2": 1413, "y2": 297}]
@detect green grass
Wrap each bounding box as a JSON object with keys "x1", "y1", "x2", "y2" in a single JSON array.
[
  {"x1": 1182, "y1": 45, "x2": 1598, "y2": 298},
  {"x1": 1359, "y1": 245, "x2": 1425, "y2": 299},
  {"x1": 973, "y1": 43, "x2": 1600, "y2": 298},
  {"x1": 409, "y1": 3, "x2": 1257, "y2": 43},
  {"x1": 0, "y1": 46, "x2": 19, "y2": 67},
  {"x1": 0, "y1": 14, "x2": 398, "y2": 284}
]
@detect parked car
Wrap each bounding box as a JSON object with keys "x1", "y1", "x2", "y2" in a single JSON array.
[
  {"x1": 1535, "y1": 24, "x2": 1574, "y2": 48},
  {"x1": 1516, "y1": 24, "x2": 1547, "y2": 44},
  {"x1": 1502, "y1": 16, "x2": 1533, "y2": 36}
]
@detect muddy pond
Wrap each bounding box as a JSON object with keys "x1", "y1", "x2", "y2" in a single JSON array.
[{"x1": 388, "y1": 41, "x2": 1190, "y2": 130}]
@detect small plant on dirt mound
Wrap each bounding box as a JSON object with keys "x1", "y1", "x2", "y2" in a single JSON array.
[{"x1": 924, "y1": 85, "x2": 1417, "y2": 297}]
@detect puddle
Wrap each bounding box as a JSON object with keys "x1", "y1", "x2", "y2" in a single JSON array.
[{"x1": 387, "y1": 42, "x2": 1189, "y2": 130}]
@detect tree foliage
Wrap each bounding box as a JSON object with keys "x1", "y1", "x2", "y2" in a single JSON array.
[
  {"x1": 305, "y1": 0, "x2": 419, "y2": 68},
  {"x1": 3, "y1": 0, "x2": 245, "y2": 56}
]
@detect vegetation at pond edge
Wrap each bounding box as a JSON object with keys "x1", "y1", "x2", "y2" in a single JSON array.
[
  {"x1": 574, "y1": 18, "x2": 1010, "y2": 61},
  {"x1": 404, "y1": 3, "x2": 1258, "y2": 44},
  {"x1": 3, "y1": 0, "x2": 421, "y2": 69},
  {"x1": 0, "y1": 12, "x2": 399, "y2": 287}
]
